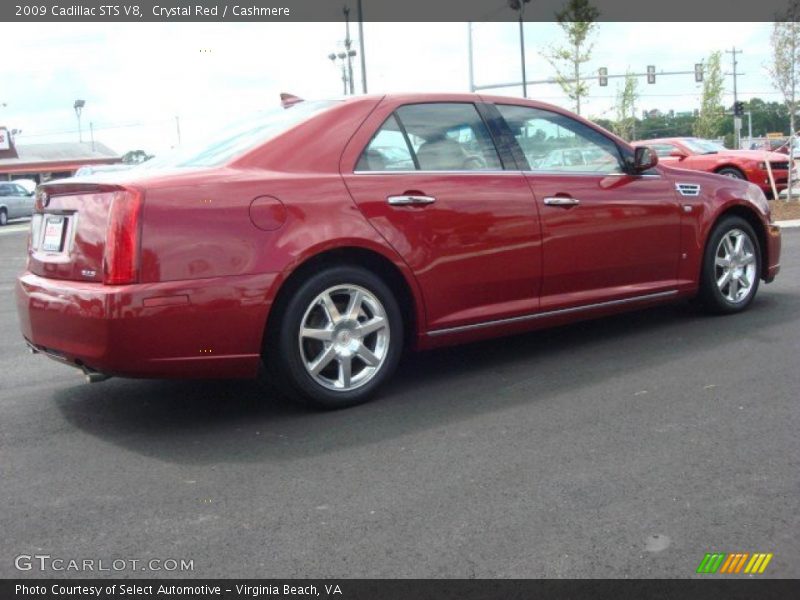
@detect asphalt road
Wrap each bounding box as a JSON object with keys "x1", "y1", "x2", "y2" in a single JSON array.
[{"x1": 1, "y1": 223, "x2": 798, "y2": 579}]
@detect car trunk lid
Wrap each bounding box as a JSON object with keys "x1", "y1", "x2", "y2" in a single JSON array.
[{"x1": 28, "y1": 181, "x2": 143, "y2": 284}]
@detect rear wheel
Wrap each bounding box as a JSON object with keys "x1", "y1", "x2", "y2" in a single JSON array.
[
  {"x1": 699, "y1": 216, "x2": 761, "y2": 314},
  {"x1": 0, "y1": 208, "x2": 7, "y2": 226},
  {"x1": 269, "y1": 266, "x2": 403, "y2": 409}
]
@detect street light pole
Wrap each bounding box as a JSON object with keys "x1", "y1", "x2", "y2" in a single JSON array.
[
  {"x1": 508, "y1": 0, "x2": 531, "y2": 98},
  {"x1": 726, "y1": 47, "x2": 743, "y2": 149},
  {"x1": 357, "y1": 0, "x2": 367, "y2": 93},
  {"x1": 467, "y1": 22, "x2": 475, "y2": 93},
  {"x1": 73, "y1": 99, "x2": 85, "y2": 143},
  {"x1": 343, "y1": 6, "x2": 355, "y2": 95}
]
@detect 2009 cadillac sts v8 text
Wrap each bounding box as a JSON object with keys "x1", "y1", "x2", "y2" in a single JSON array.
[{"x1": 16, "y1": 94, "x2": 782, "y2": 408}]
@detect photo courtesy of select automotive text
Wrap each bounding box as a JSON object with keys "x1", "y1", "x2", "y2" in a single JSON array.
[{"x1": 2, "y1": 0, "x2": 800, "y2": 598}]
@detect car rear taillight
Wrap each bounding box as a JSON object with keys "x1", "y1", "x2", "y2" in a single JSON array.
[{"x1": 103, "y1": 189, "x2": 143, "y2": 285}]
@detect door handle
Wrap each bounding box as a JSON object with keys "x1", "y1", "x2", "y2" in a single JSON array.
[
  {"x1": 543, "y1": 196, "x2": 580, "y2": 207},
  {"x1": 387, "y1": 195, "x2": 436, "y2": 206}
]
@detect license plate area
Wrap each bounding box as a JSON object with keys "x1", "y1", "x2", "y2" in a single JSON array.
[{"x1": 42, "y1": 216, "x2": 67, "y2": 252}]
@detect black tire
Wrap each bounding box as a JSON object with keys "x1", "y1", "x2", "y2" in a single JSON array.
[
  {"x1": 268, "y1": 265, "x2": 403, "y2": 409},
  {"x1": 0, "y1": 209, "x2": 7, "y2": 226},
  {"x1": 699, "y1": 216, "x2": 761, "y2": 314},
  {"x1": 716, "y1": 167, "x2": 746, "y2": 180}
]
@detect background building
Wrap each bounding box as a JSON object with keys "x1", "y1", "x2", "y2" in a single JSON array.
[{"x1": 0, "y1": 127, "x2": 121, "y2": 183}]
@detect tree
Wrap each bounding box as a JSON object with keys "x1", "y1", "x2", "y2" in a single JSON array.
[
  {"x1": 542, "y1": 0, "x2": 600, "y2": 116},
  {"x1": 611, "y1": 72, "x2": 639, "y2": 141},
  {"x1": 769, "y1": 2, "x2": 800, "y2": 199},
  {"x1": 122, "y1": 149, "x2": 154, "y2": 164},
  {"x1": 693, "y1": 51, "x2": 725, "y2": 140}
]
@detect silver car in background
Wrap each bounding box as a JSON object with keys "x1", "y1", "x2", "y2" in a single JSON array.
[{"x1": 0, "y1": 181, "x2": 34, "y2": 226}]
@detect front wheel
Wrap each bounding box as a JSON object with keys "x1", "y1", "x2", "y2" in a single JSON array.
[
  {"x1": 0, "y1": 209, "x2": 7, "y2": 226},
  {"x1": 717, "y1": 167, "x2": 746, "y2": 180},
  {"x1": 270, "y1": 266, "x2": 403, "y2": 409},
  {"x1": 699, "y1": 216, "x2": 761, "y2": 314}
]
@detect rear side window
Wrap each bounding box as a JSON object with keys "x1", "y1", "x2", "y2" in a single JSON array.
[
  {"x1": 356, "y1": 103, "x2": 503, "y2": 172},
  {"x1": 355, "y1": 115, "x2": 415, "y2": 171}
]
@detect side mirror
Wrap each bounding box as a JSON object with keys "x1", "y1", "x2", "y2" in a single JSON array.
[
  {"x1": 632, "y1": 146, "x2": 659, "y2": 172},
  {"x1": 669, "y1": 149, "x2": 688, "y2": 159}
]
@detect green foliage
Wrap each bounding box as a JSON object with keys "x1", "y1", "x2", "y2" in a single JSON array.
[
  {"x1": 611, "y1": 72, "x2": 638, "y2": 141},
  {"x1": 769, "y1": 2, "x2": 800, "y2": 135},
  {"x1": 542, "y1": 0, "x2": 600, "y2": 116},
  {"x1": 769, "y1": 1, "x2": 800, "y2": 198},
  {"x1": 590, "y1": 98, "x2": 792, "y2": 146},
  {"x1": 693, "y1": 51, "x2": 725, "y2": 139}
]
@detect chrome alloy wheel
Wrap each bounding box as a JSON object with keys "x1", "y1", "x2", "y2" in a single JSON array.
[
  {"x1": 298, "y1": 285, "x2": 390, "y2": 391},
  {"x1": 715, "y1": 228, "x2": 757, "y2": 304}
]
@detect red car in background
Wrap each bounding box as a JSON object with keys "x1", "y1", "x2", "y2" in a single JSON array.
[
  {"x1": 16, "y1": 94, "x2": 781, "y2": 409},
  {"x1": 633, "y1": 137, "x2": 793, "y2": 195}
]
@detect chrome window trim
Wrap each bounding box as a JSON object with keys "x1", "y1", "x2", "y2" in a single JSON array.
[
  {"x1": 353, "y1": 169, "x2": 519, "y2": 176},
  {"x1": 352, "y1": 169, "x2": 662, "y2": 178},
  {"x1": 426, "y1": 290, "x2": 679, "y2": 337}
]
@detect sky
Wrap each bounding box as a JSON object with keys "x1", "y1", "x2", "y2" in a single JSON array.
[{"x1": 0, "y1": 21, "x2": 780, "y2": 156}]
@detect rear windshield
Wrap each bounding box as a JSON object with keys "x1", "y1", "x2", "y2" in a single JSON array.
[{"x1": 141, "y1": 100, "x2": 339, "y2": 169}]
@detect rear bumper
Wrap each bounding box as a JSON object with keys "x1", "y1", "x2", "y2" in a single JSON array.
[
  {"x1": 765, "y1": 224, "x2": 781, "y2": 283},
  {"x1": 16, "y1": 271, "x2": 278, "y2": 379}
]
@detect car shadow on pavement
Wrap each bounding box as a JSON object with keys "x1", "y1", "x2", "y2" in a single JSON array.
[{"x1": 53, "y1": 291, "x2": 798, "y2": 466}]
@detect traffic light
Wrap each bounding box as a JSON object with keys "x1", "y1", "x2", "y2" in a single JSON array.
[
  {"x1": 734, "y1": 101, "x2": 745, "y2": 117},
  {"x1": 598, "y1": 67, "x2": 608, "y2": 87},
  {"x1": 694, "y1": 63, "x2": 704, "y2": 82},
  {"x1": 647, "y1": 65, "x2": 656, "y2": 84}
]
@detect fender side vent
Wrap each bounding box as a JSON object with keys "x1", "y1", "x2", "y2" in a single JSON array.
[{"x1": 676, "y1": 183, "x2": 701, "y2": 197}]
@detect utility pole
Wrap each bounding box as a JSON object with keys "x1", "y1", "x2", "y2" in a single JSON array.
[
  {"x1": 467, "y1": 22, "x2": 475, "y2": 92},
  {"x1": 746, "y1": 111, "x2": 753, "y2": 147},
  {"x1": 508, "y1": 1, "x2": 531, "y2": 98},
  {"x1": 89, "y1": 122, "x2": 95, "y2": 152},
  {"x1": 726, "y1": 47, "x2": 743, "y2": 148},
  {"x1": 357, "y1": 0, "x2": 367, "y2": 93},
  {"x1": 175, "y1": 115, "x2": 182, "y2": 146},
  {"x1": 343, "y1": 6, "x2": 355, "y2": 95}
]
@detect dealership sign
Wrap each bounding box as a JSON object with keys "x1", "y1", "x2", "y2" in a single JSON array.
[{"x1": 0, "y1": 128, "x2": 9, "y2": 150}]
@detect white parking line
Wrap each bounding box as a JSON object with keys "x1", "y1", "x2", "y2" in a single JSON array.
[{"x1": 0, "y1": 224, "x2": 29, "y2": 236}]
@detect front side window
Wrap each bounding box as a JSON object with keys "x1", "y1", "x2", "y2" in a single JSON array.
[
  {"x1": 497, "y1": 104, "x2": 623, "y2": 174},
  {"x1": 647, "y1": 143, "x2": 680, "y2": 158},
  {"x1": 357, "y1": 103, "x2": 503, "y2": 172},
  {"x1": 680, "y1": 138, "x2": 726, "y2": 155}
]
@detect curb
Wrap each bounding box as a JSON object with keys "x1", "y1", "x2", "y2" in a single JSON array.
[{"x1": 776, "y1": 219, "x2": 800, "y2": 228}]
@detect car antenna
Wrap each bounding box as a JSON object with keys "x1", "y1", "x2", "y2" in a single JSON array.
[{"x1": 280, "y1": 93, "x2": 304, "y2": 109}]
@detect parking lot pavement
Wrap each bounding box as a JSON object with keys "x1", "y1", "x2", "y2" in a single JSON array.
[{"x1": 1, "y1": 226, "x2": 798, "y2": 579}]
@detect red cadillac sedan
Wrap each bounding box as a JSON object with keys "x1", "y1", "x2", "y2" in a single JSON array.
[
  {"x1": 17, "y1": 94, "x2": 781, "y2": 408},
  {"x1": 632, "y1": 137, "x2": 793, "y2": 195}
]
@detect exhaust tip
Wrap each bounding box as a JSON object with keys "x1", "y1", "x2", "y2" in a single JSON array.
[{"x1": 81, "y1": 366, "x2": 111, "y2": 384}]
